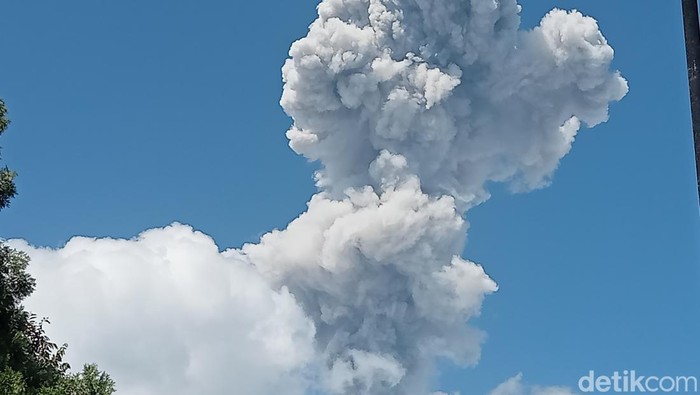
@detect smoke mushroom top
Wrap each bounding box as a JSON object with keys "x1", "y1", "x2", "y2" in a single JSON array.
[
  {"x1": 14, "y1": 0, "x2": 627, "y2": 394},
  {"x1": 281, "y1": 0, "x2": 627, "y2": 207}
]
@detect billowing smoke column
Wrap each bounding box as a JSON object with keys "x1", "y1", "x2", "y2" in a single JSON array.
[
  {"x1": 245, "y1": 0, "x2": 627, "y2": 393},
  {"x1": 279, "y1": 1, "x2": 627, "y2": 206},
  {"x1": 12, "y1": 1, "x2": 627, "y2": 395}
]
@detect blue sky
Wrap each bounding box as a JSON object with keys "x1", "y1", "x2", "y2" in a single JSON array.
[{"x1": 1, "y1": 1, "x2": 699, "y2": 394}]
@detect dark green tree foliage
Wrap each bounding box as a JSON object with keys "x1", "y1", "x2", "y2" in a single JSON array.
[
  {"x1": 0, "y1": 99, "x2": 115, "y2": 394},
  {"x1": 38, "y1": 365, "x2": 116, "y2": 395},
  {"x1": 0, "y1": 245, "x2": 66, "y2": 390},
  {"x1": 0, "y1": 100, "x2": 17, "y2": 210}
]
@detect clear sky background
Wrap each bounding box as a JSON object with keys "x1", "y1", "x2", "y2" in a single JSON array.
[{"x1": 1, "y1": 1, "x2": 699, "y2": 394}]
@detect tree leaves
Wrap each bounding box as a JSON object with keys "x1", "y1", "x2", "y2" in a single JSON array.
[
  {"x1": 0, "y1": 99, "x2": 16, "y2": 210},
  {"x1": 0, "y1": 99, "x2": 9, "y2": 135}
]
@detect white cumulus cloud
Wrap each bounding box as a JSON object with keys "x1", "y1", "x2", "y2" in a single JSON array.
[{"x1": 10, "y1": 225, "x2": 316, "y2": 395}]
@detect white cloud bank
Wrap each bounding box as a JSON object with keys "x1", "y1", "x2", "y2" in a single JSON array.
[
  {"x1": 9, "y1": 0, "x2": 626, "y2": 394},
  {"x1": 10, "y1": 225, "x2": 316, "y2": 395}
]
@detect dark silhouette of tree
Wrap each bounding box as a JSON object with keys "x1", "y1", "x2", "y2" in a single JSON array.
[{"x1": 0, "y1": 99, "x2": 16, "y2": 210}]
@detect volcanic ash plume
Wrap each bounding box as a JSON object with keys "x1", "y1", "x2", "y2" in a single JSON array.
[
  {"x1": 280, "y1": 1, "x2": 627, "y2": 206},
  {"x1": 14, "y1": 1, "x2": 627, "y2": 394},
  {"x1": 245, "y1": 0, "x2": 626, "y2": 393},
  {"x1": 244, "y1": 158, "x2": 497, "y2": 393}
]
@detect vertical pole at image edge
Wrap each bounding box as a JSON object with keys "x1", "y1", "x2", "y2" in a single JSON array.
[{"x1": 681, "y1": 0, "x2": 700, "y2": 205}]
